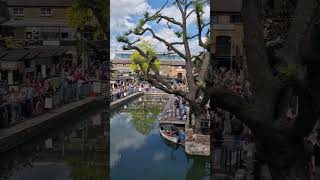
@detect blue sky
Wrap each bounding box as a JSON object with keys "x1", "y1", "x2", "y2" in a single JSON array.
[{"x1": 110, "y1": 0, "x2": 210, "y2": 56}]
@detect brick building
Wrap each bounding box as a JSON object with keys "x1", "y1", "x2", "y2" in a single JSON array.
[
  {"x1": 211, "y1": 0, "x2": 244, "y2": 68},
  {"x1": 111, "y1": 51, "x2": 186, "y2": 80}
]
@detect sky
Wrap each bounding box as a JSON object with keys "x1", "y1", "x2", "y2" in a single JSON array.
[{"x1": 110, "y1": 0, "x2": 210, "y2": 57}]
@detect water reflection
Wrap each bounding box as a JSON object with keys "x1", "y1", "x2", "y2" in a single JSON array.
[
  {"x1": 111, "y1": 95, "x2": 210, "y2": 180},
  {"x1": 0, "y1": 110, "x2": 109, "y2": 180}
]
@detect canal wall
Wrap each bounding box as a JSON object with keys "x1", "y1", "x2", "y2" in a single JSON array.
[
  {"x1": 110, "y1": 92, "x2": 144, "y2": 110},
  {"x1": 0, "y1": 92, "x2": 144, "y2": 153},
  {"x1": 0, "y1": 96, "x2": 108, "y2": 153}
]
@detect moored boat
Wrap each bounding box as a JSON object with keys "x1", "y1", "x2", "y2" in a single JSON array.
[{"x1": 159, "y1": 123, "x2": 180, "y2": 144}]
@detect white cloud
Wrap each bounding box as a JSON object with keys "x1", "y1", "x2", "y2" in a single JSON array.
[
  {"x1": 111, "y1": 0, "x2": 209, "y2": 54},
  {"x1": 152, "y1": 151, "x2": 166, "y2": 161},
  {"x1": 110, "y1": 113, "x2": 146, "y2": 168},
  {"x1": 111, "y1": 0, "x2": 152, "y2": 30}
]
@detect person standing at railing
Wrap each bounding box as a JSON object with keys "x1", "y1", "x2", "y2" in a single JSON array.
[
  {"x1": 15, "y1": 88, "x2": 24, "y2": 121},
  {"x1": 7, "y1": 88, "x2": 16, "y2": 125},
  {"x1": 25, "y1": 83, "x2": 34, "y2": 118}
]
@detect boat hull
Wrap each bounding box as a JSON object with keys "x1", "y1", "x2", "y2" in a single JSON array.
[{"x1": 160, "y1": 129, "x2": 179, "y2": 144}]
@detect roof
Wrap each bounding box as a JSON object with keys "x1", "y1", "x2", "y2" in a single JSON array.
[
  {"x1": 1, "y1": 19, "x2": 67, "y2": 27},
  {"x1": 212, "y1": 0, "x2": 242, "y2": 13},
  {"x1": 0, "y1": 48, "x2": 29, "y2": 61},
  {"x1": 111, "y1": 58, "x2": 186, "y2": 66},
  {"x1": 0, "y1": 47, "x2": 68, "y2": 61},
  {"x1": 114, "y1": 51, "x2": 185, "y2": 62},
  {"x1": 5, "y1": 0, "x2": 72, "y2": 7}
]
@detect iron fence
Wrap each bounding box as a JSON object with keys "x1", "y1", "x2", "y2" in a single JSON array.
[
  {"x1": 110, "y1": 88, "x2": 137, "y2": 102},
  {"x1": 0, "y1": 82, "x2": 93, "y2": 129}
]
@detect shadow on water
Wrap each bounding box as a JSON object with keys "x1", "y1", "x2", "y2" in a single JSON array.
[{"x1": 0, "y1": 108, "x2": 109, "y2": 180}]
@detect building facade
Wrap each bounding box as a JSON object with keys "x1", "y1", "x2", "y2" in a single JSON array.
[
  {"x1": 211, "y1": 0, "x2": 244, "y2": 68},
  {"x1": 111, "y1": 51, "x2": 186, "y2": 80},
  {"x1": 1, "y1": 0, "x2": 77, "y2": 46}
]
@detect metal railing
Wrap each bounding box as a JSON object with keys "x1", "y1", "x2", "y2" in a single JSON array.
[
  {"x1": 0, "y1": 81, "x2": 94, "y2": 129},
  {"x1": 212, "y1": 139, "x2": 256, "y2": 179},
  {"x1": 110, "y1": 88, "x2": 137, "y2": 102}
]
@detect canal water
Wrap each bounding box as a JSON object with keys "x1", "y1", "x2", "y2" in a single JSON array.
[
  {"x1": 110, "y1": 95, "x2": 210, "y2": 180},
  {"x1": 0, "y1": 108, "x2": 109, "y2": 180},
  {"x1": 0, "y1": 94, "x2": 210, "y2": 180}
]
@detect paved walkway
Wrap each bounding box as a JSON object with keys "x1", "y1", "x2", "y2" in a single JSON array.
[
  {"x1": 0, "y1": 96, "x2": 100, "y2": 141},
  {"x1": 159, "y1": 95, "x2": 186, "y2": 125},
  {"x1": 110, "y1": 92, "x2": 143, "y2": 109},
  {"x1": 0, "y1": 92, "x2": 142, "y2": 152}
]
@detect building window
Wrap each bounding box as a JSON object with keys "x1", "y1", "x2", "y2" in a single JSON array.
[
  {"x1": 230, "y1": 15, "x2": 241, "y2": 23},
  {"x1": 13, "y1": 8, "x2": 24, "y2": 16},
  {"x1": 215, "y1": 36, "x2": 231, "y2": 57},
  {"x1": 40, "y1": 8, "x2": 52, "y2": 17},
  {"x1": 61, "y1": 32, "x2": 69, "y2": 39}
]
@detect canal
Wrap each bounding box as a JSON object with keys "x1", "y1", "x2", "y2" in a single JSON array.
[
  {"x1": 111, "y1": 95, "x2": 210, "y2": 180},
  {"x1": 0, "y1": 94, "x2": 210, "y2": 180},
  {"x1": 0, "y1": 107, "x2": 109, "y2": 180}
]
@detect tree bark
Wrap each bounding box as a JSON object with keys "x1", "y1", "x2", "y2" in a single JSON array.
[
  {"x1": 190, "y1": 103, "x2": 207, "y2": 134},
  {"x1": 266, "y1": 142, "x2": 308, "y2": 180}
]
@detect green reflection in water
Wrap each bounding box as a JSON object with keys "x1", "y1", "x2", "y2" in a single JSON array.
[{"x1": 126, "y1": 102, "x2": 163, "y2": 135}]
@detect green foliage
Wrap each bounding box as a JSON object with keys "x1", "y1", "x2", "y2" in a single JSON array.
[
  {"x1": 192, "y1": 0, "x2": 205, "y2": 14},
  {"x1": 175, "y1": 31, "x2": 183, "y2": 38},
  {"x1": 280, "y1": 64, "x2": 304, "y2": 80},
  {"x1": 130, "y1": 41, "x2": 161, "y2": 73},
  {"x1": 4, "y1": 36, "x2": 16, "y2": 49},
  {"x1": 66, "y1": 0, "x2": 109, "y2": 35},
  {"x1": 66, "y1": 156, "x2": 108, "y2": 180},
  {"x1": 66, "y1": 6, "x2": 95, "y2": 30},
  {"x1": 116, "y1": 35, "x2": 129, "y2": 43}
]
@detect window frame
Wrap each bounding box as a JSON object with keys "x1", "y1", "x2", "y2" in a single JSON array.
[
  {"x1": 40, "y1": 7, "x2": 52, "y2": 17},
  {"x1": 13, "y1": 7, "x2": 24, "y2": 16}
]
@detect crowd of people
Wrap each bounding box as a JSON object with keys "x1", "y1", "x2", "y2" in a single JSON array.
[
  {"x1": 213, "y1": 66, "x2": 252, "y2": 101},
  {"x1": 211, "y1": 66, "x2": 320, "y2": 177},
  {"x1": 0, "y1": 64, "x2": 106, "y2": 128}
]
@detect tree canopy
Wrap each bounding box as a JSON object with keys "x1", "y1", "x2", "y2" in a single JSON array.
[{"x1": 129, "y1": 41, "x2": 161, "y2": 75}]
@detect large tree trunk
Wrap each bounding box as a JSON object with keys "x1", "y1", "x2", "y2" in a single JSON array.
[
  {"x1": 258, "y1": 136, "x2": 309, "y2": 180},
  {"x1": 191, "y1": 104, "x2": 207, "y2": 134}
]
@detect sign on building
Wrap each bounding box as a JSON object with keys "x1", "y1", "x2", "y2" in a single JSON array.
[{"x1": 0, "y1": 62, "x2": 20, "y2": 70}]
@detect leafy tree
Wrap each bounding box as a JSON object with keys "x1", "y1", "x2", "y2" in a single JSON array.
[
  {"x1": 118, "y1": 0, "x2": 210, "y2": 134},
  {"x1": 67, "y1": 0, "x2": 109, "y2": 35},
  {"x1": 130, "y1": 41, "x2": 161, "y2": 74},
  {"x1": 4, "y1": 36, "x2": 15, "y2": 49},
  {"x1": 66, "y1": 0, "x2": 110, "y2": 98}
]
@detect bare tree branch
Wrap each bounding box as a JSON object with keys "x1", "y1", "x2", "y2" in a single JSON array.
[
  {"x1": 186, "y1": 9, "x2": 195, "y2": 19},
  {"x1": 146, "y1": 75, "x2": 191, "y2": 101},
  {"x1": 158, "y1": 15, "x2": 183, "y2": 27},
  {"x1": 195, "y1": 7, "x2": 210, "y2": 51},
  {"x1": 135, "y1": 28, "x2": 187, "y2": 59},
  {"x1": 175, "y1": 0, "x2": 184, "y2": 14},
  {"x1": 188, "y1": 34, "x2": 198, "y2": 40},
  {"x1": 198, "y1": 52, "x2": 210, "y2": 83},
  {"x1": 170, "y1": 42, "x2": 185, "y2": 46}
]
